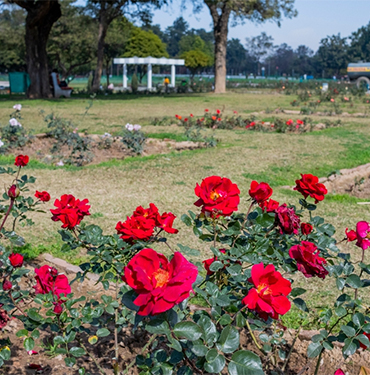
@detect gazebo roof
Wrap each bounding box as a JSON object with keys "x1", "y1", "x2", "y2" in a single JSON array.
[{"x1": 113, "y1": 56, "x2": 185, "y2": 65}]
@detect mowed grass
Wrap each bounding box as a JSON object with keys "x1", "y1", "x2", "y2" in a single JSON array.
[{"x1": 1, "y1": 91, "x2": 370, "y2": 325}]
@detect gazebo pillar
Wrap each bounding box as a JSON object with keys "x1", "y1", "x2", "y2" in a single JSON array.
[
  {"x1": 123, "y1": 63, "x2": 127, "y2": 89},
  {"x1": 147, "y1": 63, "x2": 152, "y2": 90},
  {"x1": 171, "y1": 65, "x2": 176, "y2": 87}
]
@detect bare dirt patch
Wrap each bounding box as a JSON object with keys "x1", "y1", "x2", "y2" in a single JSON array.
[{"x1": 11, "y1": 134, "x2": 203, "y2": 166}]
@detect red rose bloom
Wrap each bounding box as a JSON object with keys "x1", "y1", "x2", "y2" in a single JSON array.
[
  {"x1": 301, "y1": 223, "x2": 313, "y2": 235},
  {"x1": 334, "y1": 370, "x2": 345, "y2": 375},
  {"x1": 9, "y1": 253, "x2": 24, "y2": 268},
  {"x1": 0, "y1": 306, "x2": 10, "y2": 329},
  {"x1": 203, "y1": 249, "x2": 226, "y2": 275},
  {"x1": 194, "y1": 176, "x2": 240, "y2": 216},
  {"x1": 289, "y1": 241, "x2": 328, "y2": 279},
  {"x1": 359, "y1": 332, "x2": 370, "y2": 349},
  {"x1": 242, "y1": 263, "x2": 291, "y2": 320},
  {"x1": 345, "y1": 228, "x2": 357, "y2": 242},
  {"x1": 14, "y1": 155, "x2": 29, "y2": 167},
  {"x1": 133, "y1": 203, "x2": 159, "y2": 222},
  {"x1": 275, "y1": 204, "x2": 300, "y2": 235},
  {"x1": 286, "y1": 119, "x2": 294, "y2": 126},
  {"x1": 157, "y1": 212, "x2": 178, "y2": 234},
  {"x1": 116, "y1": 216, "x2": 155, "y2": 242},
  {"x1": 53, "y1": 303, "x2": 63, "y2": 315},
  {"x1": 35, "y1": 191, "x2": 50, "y2": 202},
  {"x1": 123, "y1": 248, "x2": 198, "y2": 316},
  {"x1": 34, "y1": 265, "x2": 71, "y2": 299},
  {"x1": 356, "y1": 221, "x2": 370, "y2": 250},
  {"x1": 51, "y1": 194, "x2": 90, "y2": 229},
  {"x1": 296, "y1": 119, "x2": 304, "y2": 125},
  {"x1": 7, "y1": 184, "x2": 20, "y2": 199},
  {"x1": 249, "y1": 181, "x2": 273, "y2": 203},
  {"x1": 2, "y1": 280, "x2": 12, "y2": 291},
  {"x1": 260, "y1": 199, "x2": 279, "y2": 212},
  {"x1": 216, "y1": 109, "x2": 221, "y2": 114},
  {"x1": 294, "y1": 174, "x2": 328, "y2": 203},
  {"x1": 212, "y1": 116, "x2": 217, "y2": 121}
]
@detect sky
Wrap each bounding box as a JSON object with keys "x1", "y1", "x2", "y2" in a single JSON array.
[{"x1": 150, "y1": 0, "x2": 370, "y2": 51}]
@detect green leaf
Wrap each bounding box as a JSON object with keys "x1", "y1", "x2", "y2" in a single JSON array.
[
  {"x1": 216, "y1": 326, "x2": 239, "y2": 354},
  {"x1": 198, "y1": 316, "x2": 217, "y2": 345},
  {"x1": 70, "y1": 347, "x2": 86, "y2": 357},
  {"x1": 353, "y1": 313, "x2": 365, "y2": 328},
  {"x1": 228, "y1": 350, "x2": 264, "y2": 375},
  {"x1": 145, "y1": 318, "x2": 170, "y2": 336},
  {"x1": 31, "y1": 330, "x2": 40, "y2": 339},
  {"x1": 190, "y1": 343, "x2": 208, "y2": 357},
  {"x1": 336, "y1": 278, "x2": 345, "y2": 291},
  {"x1": 16, "y1": 329, "x2": 29, "y2": 338},
  {"x1": 177, "y1": 244, "x2": 200, "y2": 257},
  {"x1": 181, "y1": 214, "x2": 192, "y2": 226},
  {"x1": 343, "y1": 338, "x2": 357, "y2": 356},
  {"x1": 209, "y1": 261, "x2": 224, "y2": 272},
  {"x1": 293, "y1": 298, "x2": 309, "y2": 312},
  {"x1": 335, "y1": 306, "x2": 347, "y2": 317},
  {"x1": 219, "y1": 314, "x2": 232, "y2": 326},
  {"x1": 341, "y1": 325, "x2": 356, "y2": 338},
  {"x1": 173, "y1": 321, "x2": 202, "y2": 341},
  {"x1": 204, "y1": 349, "x2": 225, "y2": 373},
  {"x1": 358, "y1": 334, "x2": 370, "y2": 348},
  {"x1": 65, "y1": 357, "x2": 76, "y2": 367},
  {"x1": 27, "y1": 309, "x2": 42, "y2": 322},
  {"x1": 167, "y1": 336, "x2": 182, "y2": 352},
  {"x1": 346, "y1": 274, "x2": 362, "y2": 289},
  {"x1": 96, "y1": 328, "x2": 110, "y2": 337},
  {"x1": 307, "y1": 342, "x2": 323, "y2": 358},
  {"x1": 54, "y1": 336, "x2": 65, "y2": 345},
  {"x1": 0, "y1": 347, "x2": 11, "y2": 361},
  {"x1": 78, "y1": 368, "x2": 86, "y2": 375},
  {"x1": 290, "y1": 288, "x2": 306, "y2": 297},
  {"x1": 23, "y1": 337, "x2": 35, "y2": 352},
  {"x1": 235, "y1": 312, "x2": 247, "y2": 328}
]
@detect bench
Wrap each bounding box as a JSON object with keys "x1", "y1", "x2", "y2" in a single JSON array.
[{"x1": 51, "y1": 72, "x2": 73, "y2": 98}]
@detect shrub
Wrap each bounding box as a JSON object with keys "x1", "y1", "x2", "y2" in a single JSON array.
[{"x1": 121, "y1": 123, "x2": 146, "y2": 154}]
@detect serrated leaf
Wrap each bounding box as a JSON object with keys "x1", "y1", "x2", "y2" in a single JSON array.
[
  {"x1": 307, "y1": 342, "x2": 323, "y2": 358},
  {"x1": 228, "y1": 350, "x2": 264, "y2": 375},
  {"x1": 173, "y1": 321, "x2": 202, "y2": 341},
  {"x1": 216, "y1": 325, "x2": 239, "y2": 354}
]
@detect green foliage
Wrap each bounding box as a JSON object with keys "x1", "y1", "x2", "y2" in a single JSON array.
[
  {"x1": 120, "y1": 125, "x2": 146, "y2": 155},
  {"x1": 181, "y1": 50, "x2": 212, "y2": 77},
  {"x1": 131, "y1": 72, "x2": 138, "y2": 93}
]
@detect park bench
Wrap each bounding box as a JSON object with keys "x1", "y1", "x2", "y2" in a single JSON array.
[{"x1": 51, "y1": 72, "x2": 73, "y2": 98}]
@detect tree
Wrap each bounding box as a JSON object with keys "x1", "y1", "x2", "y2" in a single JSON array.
[
  {"x1": 266, "y1": 43, "x2": 294, "y2": 76},
  {"x1": 246, "y1": 32, "x2": 275, "y2": 75},
  {"x1": 10, "y1": 0, "x2": 62, "y2": 98},
  {"x1": 86, "y1": 0, "x2": 165, "y2": 92},
  {"x1": 194, "y1": 0, "x2": 297, "y2": 93},
  {"x1": 0, "y1": 6, "x2": 26, "y2": 72},
  {"x1": 163, "y1": 16, "x2": 189, "y2": 57},
  {"x1": 293, "y1": 45, "x2": 313, "y2": 76},
  {"x1": 123, "y1": 27, "x2": 168, "y2": 82},
  {"x1": 181, "y1": 49, "x2": 212, "y2": 79},
  {"x1": 47, "y1": 0, "x2": 97, "y2": 80},
  {"x1": 348, "y1": 22, "x2": 370, "y2": 62},
  {"x1": 179, "y1": 34, "x2": 213, "y2": 58}
]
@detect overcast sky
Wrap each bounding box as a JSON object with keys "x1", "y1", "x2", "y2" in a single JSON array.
[{"x1": 150, "y1": 0, "x2": 370, "y2": 51}]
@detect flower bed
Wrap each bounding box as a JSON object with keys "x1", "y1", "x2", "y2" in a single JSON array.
[{"x1": 1, "y1": 155, "x2": 370, "y2": 375}]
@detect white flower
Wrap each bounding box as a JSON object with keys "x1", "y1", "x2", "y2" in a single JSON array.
[
  {"x1": 0, "y1": 140, "x2": 4, "y2": 148},
  {"x1": 56, "y1": 160, "x2": 64, "y2": 166},
  {"x1": 125, "y1": 123, "x2": 134, "y2": 131},
  {"x1": 102, "y1": 132, "x2": 112, "y2": 138},
  {"x1": 9, "y1": 118, "x2": 21, "y2": 127},
  {"x1": 133, "y1": 124, "x2": 141, "y2": 131},
  {"x1": 13, "y1": 104, "x2": 22, "y2": 111}
]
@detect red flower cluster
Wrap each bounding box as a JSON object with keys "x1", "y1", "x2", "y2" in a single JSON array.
[
  {"x1": 9, "y1": 253, "x2": 24, "y2": 268},
  {"x1": 14, "y1": 155, "x2": 29, "y2": 167},
  {"x1": 116, "y1": 203, "x2": 178, "y2": 242},
  {"x1": 245, "y1": 121, "x2": 256, "y2": 129},
  {"x1": 35, "y1": 191, "x2": 50, "y2": 202},
  {"x1": 51, "y1": 194, "x2": 90, "y2": 229},
  {"x1": 289, "y1": 241, "x2": 328, "y2": 279},
  {"x1": 345, "y1": 228, "x2": 357, "y2": 242},
  {"x1": 286, "y1": 119, "x2": 294, "y2": 126},
  {"x1": 242, "y1": 263, "x2": 291, "y2": 320},
  {"x1": 34, "y1": 265, "x2": 71, "y2": 299},
  {"x1": 260, "y1": 199, "x2": 279, "y2": 212},
  {"x1": 249, "y1": 181, "x2": 273, "y2": 203},
  {"x1": 294, "y1": 174, "x2": 327, "y2": 203},
  {"x1": 275, "y1": 204, "x2": 300, "y2": 235},
  {"x1": 123, "y1": 248, "x2": 198, "y2": 316},
  {"x1": 301, "y1": 223, "x2": 313, "y2": 235},
  {"x1": 356, "y1": 221, "x2": 370, "y2": 250},
  {"x1": 194, "y1": 176, "x2": 240, "y2": 216}
]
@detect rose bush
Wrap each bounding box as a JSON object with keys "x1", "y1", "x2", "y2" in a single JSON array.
[{"x1": 1, "y1": 155, "x2": 370, "y2": 375}]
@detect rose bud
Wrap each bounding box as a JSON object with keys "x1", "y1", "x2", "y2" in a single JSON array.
[
  {"x1": 301, "y1": 223, "x2": 313, "y2": 235},
  {"x1": 53, "y1": 303, "x2": 63, "y2": 315},
  {"x1": 3, "y1": 280, "x2": 12, "y2": 291},
  {"x1": 345, "y1": 228, "x2": 356, "y2": 242},
  {"x1": 9, "y1": 253, "x2": 24, "y2": 268},
  {"x1": 8, "y1": 185, "x2": 20, "y2": 199}
]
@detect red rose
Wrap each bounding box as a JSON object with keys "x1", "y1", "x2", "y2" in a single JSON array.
[
  {"x1": 212, "y1": 116, "x2": 217, "y2": 121},
  {"x1": 0, "y1": 306, "x2": 10, "y2": 329},
  {"x1": 35, "y1": 190, "x2": 50, "y2": 202},
  {"x1": 190, "y1": 114, "x2": 194, "y2": 117},
  {"x1": 51, "y1": 194, "x2": 90, "y2": 229},
  {"x1": 205, "y1": 109, "x2": 209, "y2": 112},
  {"x1": 260, "y1": 199, "x2": 279, "y2": 212},
  {"x1": 249, "y1": 181, "x2": 273, "y2": 203},
  {"x1": 133, "y1": 203, "x2": 159, "y2": 222},
  {"x1": 356, "y1": 221, "x2": 370, "y2": 250},
  {"x1": 286, "y1": 119, "x2": 294, "y2": 126},
  {"x1": 14, "y1": 155, "x2": 29, "y2": 167},
  {"x1": 275, "y1": 204, "x2": 300, "y2": 235},
  {"x1": 194, "y1": 176, "x2": 240, "y2": 216},
  {"x1": 334, "y1": 370, "x2": 345, "y2": 375},
  {"x1": 116, "y1": 215, "x2": 155, "y2": 242},
  {"x1": 2, "y1": 280, "x2": 12, "y2": 291},
  {"x1": 53, "y1": 303, "x2": 63, "y2": 315},
  {"x1": 184, "y1": 118, "x2": 188, "y2": 122},
  {"x1": 34, "y1": 265, "x2": 71, "y2": 299},
  {"x1": 242, "y1": 263, "x2": 291, "y2": 320},
  {"x1": 157, "y1": 212, "x2": 178, "y2": 234},
  {"x1": 123, "y1": 248, "x2": 198, "y2": 316},
  {"x1": 359, "y1": 332, "x2": 370, "y2": 349},
  {"x1": 296, "y1": 119, "x2": 304, "y2": 125},
  {"x1": 301, "y1": 223, "x2": 313, "y2": 235},
  {"x1": 289, "y1": 241, "x2": 328, "y2": 279},
  {"x1": 294, "y1": 174, "x2": 327, "y2": 203},
  {"x1": 203, "y1": 249, "x2": 226, "y2": 275},
  {"x1": 216, "y1": 109, "x2": 221, "y2": 114},
  {"x1": 7, "y1": 184, "x2": 20, "y2": 199},
  {"x1": 345, "y1": 228, "x2": 356, "y2": 242},
  {"x1": 9, "y1": 253, "x2": 24, "y2": 268}
]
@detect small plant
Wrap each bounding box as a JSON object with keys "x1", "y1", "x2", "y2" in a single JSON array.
[
  {"x1": 131, "y1": 73, "x2": 138, "y2": 94},
  {"x1": 97, "y1": 133, "x2": 114, "y2": 150},
  {"x1": 121, "y1": 123, "x2": 146, "y2": 154}
]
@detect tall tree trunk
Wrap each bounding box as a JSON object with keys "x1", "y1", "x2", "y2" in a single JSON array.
[
  {"x1": 14, "y1": 1, "x2": 61, "y2": 98},
  {"x1": 92, "y1": 17, "x2": 109, "y2": 92},
  {"x1": 206, "y1": 2, "x2": 231, "y2": 94}
]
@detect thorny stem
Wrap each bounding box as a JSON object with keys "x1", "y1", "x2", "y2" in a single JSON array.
[
  {"x1": 79, "y1": 340, "x2": 107, "y2": 375},
  {"x1": 246, "y1": 319, "x2": 265, "y2": 354},
  {"x1": 0, "y1": 199, "x2": 14, "y2": 234},
  {"x1": 8, "y1": 291, "x2": 25, "y2": 316},
  {"x1": 313, "y1": 348, "x2": 324, "y2": 375},
  {"x1": 355, "y1": 248, "x2": 366, "y2": 300},
  {"x1": 164, "y1": 240, "x2": 175, "y2": 254},
  {"x1": 114, "y1": 279, "x2": 119, "y2": 375},
  {"x1": 242, "y1": 201, "x2": 255, "y2": 228}
]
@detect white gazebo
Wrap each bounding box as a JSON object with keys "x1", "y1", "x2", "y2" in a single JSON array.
[{"x1": 113, "y1": 56, "x2": 185, "y2": 90}]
